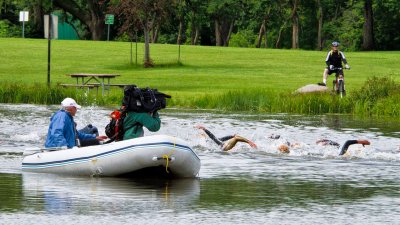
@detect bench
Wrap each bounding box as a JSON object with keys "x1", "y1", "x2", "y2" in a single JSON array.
[
  {"x1": 59, "y1": 83, "x2": 100, "y2": 94},
  {"x1": 106, "y1": 84, "x2": 130, "y2": 88}
]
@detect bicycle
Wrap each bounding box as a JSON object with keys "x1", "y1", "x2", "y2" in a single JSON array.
[{"x1": 331, "y1": 67, "x2": 349, "y2": 98}]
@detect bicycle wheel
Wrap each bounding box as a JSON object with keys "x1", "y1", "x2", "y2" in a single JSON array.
[{"x1": 338, "y1": 80, "x2": 346, "y2": 97}]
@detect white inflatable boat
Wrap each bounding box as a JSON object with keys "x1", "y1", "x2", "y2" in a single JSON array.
[{"x1": 22, "y1": 135, "x2": 201, "y2": 178}]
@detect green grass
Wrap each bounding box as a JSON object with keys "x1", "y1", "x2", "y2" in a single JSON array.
[{"x1": 1, "y1": 38, "x2": 400, "y2": 116}]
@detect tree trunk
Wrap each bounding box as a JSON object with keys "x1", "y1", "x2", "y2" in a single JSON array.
[
  {"x1": 190, "y1": 11, "x2": 196, "y2": 45},
  {"x1": 31, "y1": 1, "x2": 44, "y2": 37},
  {"x1": 177, "y1": 20, "x2": 183, "y2": 45},
  {"x1": 224, "y1": 20, "x2": 234, "y2": 46},
  {"x1": 256, "y1": 20, "x2": 266, "y2": 48},
  {"x1": 317, "y1": 0, "x2": 323, "y2": 50},
  {"x1": 193, "y1": 27, "x2": 199, "y2": 45},
  {"x1": 143, "y1": 21, "x2": 153, "y2": 67},
  {"x1": 264, "y1": 26, "x2": 268, "y2": 48},
  {"x1": 215, "y1": 19, "x2": 222, "y2": 46},
  {"x1": 276, "y1": 21, "x2": 286, "y2": 49},
  {"x1": 362, "y1": 0, "x2": 375, "y2": 50},
  {"x1": 291, "y1": 0, "x2": 299, "y2": 49},
  {"x1": 151, "y1": 23, "x2": 159, "y2": 43},
  {"x1": 292, "y1": 17, "x2": 299, "y2": 49}
]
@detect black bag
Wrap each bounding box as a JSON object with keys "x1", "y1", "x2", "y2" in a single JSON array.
[
  {"x1": 122, "y1": 85, "x2": 171, "y2": 113},
  {"x1": 105, "y1": 110, "x2": 126, "y2": 141}
]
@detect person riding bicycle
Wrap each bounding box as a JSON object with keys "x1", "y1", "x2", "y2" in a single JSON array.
[{"x1": 319, "y1": 41, "x2": 350, "y2": 86}]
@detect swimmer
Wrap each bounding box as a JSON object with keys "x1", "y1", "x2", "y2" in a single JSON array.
[
  {"x1": 277, "y1": 142, "x2": 303, "y2": 154},
  {"x1": 276, "y1": 138, "x2": 370, "y2": 155},
  {"x1": 316, "y1": 139, "x2": 340, "y2": 147},
  {"x1": 268, "y1": 135, "x2": 302, "y2": 153},
  {"x1": 195, "y1": 125, "x2": 257, "y2": 151},
  {"x1": 339, "y1": 140, "x2": 370, "y2": 155},
  {"x1": 317, "y1": 139, "x2": 370, "y2": 155}
]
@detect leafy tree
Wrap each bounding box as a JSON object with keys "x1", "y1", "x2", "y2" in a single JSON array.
[
  {"x1": 207, "y1": 0, "x2": 244, "y2": 46},
  {"x1": 112, "y1": 0, "x2": 174, "y2": 67},
  {"x1": 185, "y1": 0, "x2": 208, "y2": 45},
  {"x1": 53, "y1": 0, "x2": 109, "y2": 40},
  {"x1": 373, "y1": 0, "x2": 400, "y2": 50}
]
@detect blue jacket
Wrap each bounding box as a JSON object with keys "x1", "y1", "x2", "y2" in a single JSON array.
[{"x1": 45, "y1": 110, "x2": 96, "y2": 148}]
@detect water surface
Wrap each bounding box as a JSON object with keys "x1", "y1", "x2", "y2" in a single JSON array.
[{"x1": 1, "y1": 104, "x2": 399, "y2": 224}]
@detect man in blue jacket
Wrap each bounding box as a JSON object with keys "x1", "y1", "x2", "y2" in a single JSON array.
[{"x1": 45, "y1": 98, "x2": 107, "y2": 149}]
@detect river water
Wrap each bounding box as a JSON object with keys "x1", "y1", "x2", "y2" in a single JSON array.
[{"x1": 0, "y1": 104, "x2": 399, "y2": 224}]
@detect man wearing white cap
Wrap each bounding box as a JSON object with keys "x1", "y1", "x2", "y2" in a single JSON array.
[{"x1": 45, "y1": 98, "x2": 107, "y2": 149}]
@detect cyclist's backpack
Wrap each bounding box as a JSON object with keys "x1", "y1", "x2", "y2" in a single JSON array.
[
  {"x1": 105, "y1": 110, "x2": 126, "y2": 142},
  {"x1": 122, "y1": 85, "x2": 171, "y2": 113}
]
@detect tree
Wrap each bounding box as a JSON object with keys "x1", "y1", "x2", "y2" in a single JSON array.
[
  {"x1": 208, "y1": 0, "x2": 243, "y2": 46},
  {"x1": 362, "y1": 0, "x2": 375, "y2": 50},
  {"x1": 249, "y1": 0, "x2": 277, "y2": 48},
  {"x1": 112, "y1": 0, "x2": 173, "y2": 67},
  {"x1": 316, "y1": 0, "x2": 323, "y2": 50},
  {"x1": 186, "y1": 0, "x2": 207, "y2": 45},
  {"x1": 53, "y1": 0, "x2": 109, "y2": 40},
  {"x1": 290, "y1": 0, "x2": 299, "y2": 49},
  {"x1": 374, "y1": 0, "x2": 400, "y2": 50},
  {"x1": 275, "y1": 0, "x2": 290, "y2": 48}
]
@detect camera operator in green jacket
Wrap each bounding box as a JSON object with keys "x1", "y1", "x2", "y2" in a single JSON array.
[{"x1": 122, "y1": 111, "x2": 161, "y2": 140}]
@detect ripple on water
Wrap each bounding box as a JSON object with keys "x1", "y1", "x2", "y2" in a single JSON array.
[{"x1": 1, "y1": 104, "x2": 400, "y2": 224}]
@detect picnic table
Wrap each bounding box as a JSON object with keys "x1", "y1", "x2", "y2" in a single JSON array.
[{"x1": 64, "y1": 73, "x2": 121, "y2": 96}]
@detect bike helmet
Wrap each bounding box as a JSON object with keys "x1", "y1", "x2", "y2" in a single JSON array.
[{"x1": 331, "y1": 41, "x2": 339, "y2": 47}]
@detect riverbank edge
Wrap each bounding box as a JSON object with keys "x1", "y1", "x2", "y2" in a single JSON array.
[{"x1": 1, "y1": 76, "x2": 400, "y2": 118}]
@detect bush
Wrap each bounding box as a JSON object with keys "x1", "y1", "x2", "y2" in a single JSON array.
[
  {"x1": 0, "y1": 20, "x2": 19, "y2": 37},
  {"x1": 229, "y1": 30, "x2": 257, "y2": 48}
]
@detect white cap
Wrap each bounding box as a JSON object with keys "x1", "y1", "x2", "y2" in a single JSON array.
[{"x1": 61, "y1": 98, "x2": 81, "y2": 109}]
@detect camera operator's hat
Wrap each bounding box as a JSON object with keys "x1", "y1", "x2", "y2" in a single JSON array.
[{"x1": 61, "y1": 98, "x2": 81, "y2": 109}]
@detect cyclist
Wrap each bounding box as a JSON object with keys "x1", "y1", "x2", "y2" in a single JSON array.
[{"x1": 318, "y1": 41, "x2": 350, "y2": 86}]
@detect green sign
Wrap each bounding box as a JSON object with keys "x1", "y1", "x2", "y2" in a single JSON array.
[{"x1": 105, "y1": 14, "x2": 114, "y2": 25}]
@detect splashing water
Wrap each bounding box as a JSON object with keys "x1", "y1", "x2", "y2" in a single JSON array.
[{"x1": 1, "y1": 104, "x2": 400, "y2": 224}]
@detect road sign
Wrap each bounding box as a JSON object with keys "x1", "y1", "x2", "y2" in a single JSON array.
[
  {"x1": 105, "y1": 14, "x2": 114, "y2": 25},
  {"x1": 19, "y1": 11, "x2": 29, "y2": 22},
  {"x1": 20, "y1": 11, "x2": 29, "y2": 38}
]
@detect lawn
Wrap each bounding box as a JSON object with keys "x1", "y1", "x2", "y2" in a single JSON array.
[
  {"x1": 1, "y1": 38, "x2": 400, "y2": 116},
  {"x1": 1, "y1": 38, "x2": 399, "y2": 95}
]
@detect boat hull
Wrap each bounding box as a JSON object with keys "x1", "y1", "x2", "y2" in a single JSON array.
[{"x1": 22, "y1": 135, "x2": 200, "y2": 178}]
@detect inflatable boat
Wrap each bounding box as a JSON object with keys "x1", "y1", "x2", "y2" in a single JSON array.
[{"x1": 22, "y1": 135, "x2": 200, "y2": 178}]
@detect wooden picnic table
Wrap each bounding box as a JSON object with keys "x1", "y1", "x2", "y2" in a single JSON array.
[{"x1": 66, "y1": 73, "x2": 120, "y2": 96}]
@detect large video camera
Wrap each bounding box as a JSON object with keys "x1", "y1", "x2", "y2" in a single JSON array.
[{"x1": 122, "y1": 85, "x2": 171, "y2": 113}]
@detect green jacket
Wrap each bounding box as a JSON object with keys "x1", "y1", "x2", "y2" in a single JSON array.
[{"x1": 123, "y1": 111, "x2": 161, "y2": 140}]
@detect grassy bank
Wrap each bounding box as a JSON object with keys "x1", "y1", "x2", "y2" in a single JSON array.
[
  {"x1": 1, "y1": 38, "x2": 400, "y2": 116},
  {"x1": 1, "y1": 76, "x2": 400, "y2": 117}
]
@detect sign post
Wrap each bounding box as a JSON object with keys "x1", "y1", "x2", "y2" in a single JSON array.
[
  {"x1": 105, "y1": 14, "x2": 114, "y2": 41},
  {"x1": 19, "y1": 11, "x2": 29, "y2": 38}
]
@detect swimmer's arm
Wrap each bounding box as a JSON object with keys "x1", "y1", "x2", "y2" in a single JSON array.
[
  {"x1": 195, "y1": 125, "x2": 223, "y2": 146},
  {"x1": 233, "y1": 135, "x2": 257, "y2": 149},
  {"x1": 339, "y1": 140, "x2": 370, "y2": 155}
]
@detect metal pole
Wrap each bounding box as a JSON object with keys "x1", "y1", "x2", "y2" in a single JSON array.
[
  {"x1": 135, "y1": 31, "x2": 138, "y2": 66},
  {"x1": 107, "y1": 24, "x2": 110, "y2": 41},
  {"x1": 178, "y1": 42, "x2": 181, "y2": 64},
  {"x1": 130, "y1": 40, "x2": 133, "y2": 65},
  {"x1": 47, "y1": 15, "x2": 51, "y2": 86},
  {"x1": 22, "y1": 12, "x2": 25, "y2": 38}
]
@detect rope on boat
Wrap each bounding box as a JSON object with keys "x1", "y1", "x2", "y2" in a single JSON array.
[{"x1": 162, "y1": 137, "x2": 176, "y2": 173}]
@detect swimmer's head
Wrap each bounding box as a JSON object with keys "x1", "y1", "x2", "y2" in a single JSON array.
[
  {"x1": 278, "y1": 144, "x2": 290, "y2": 153},
  {"x1": 269, "y1": 134, "x2": 281, "y2": 139}
]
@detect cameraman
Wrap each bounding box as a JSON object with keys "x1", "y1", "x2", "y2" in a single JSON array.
[{"x1": 122, "y1": 109, "x2": 161, "y2": 140}]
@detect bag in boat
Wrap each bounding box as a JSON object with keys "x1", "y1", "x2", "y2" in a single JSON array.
[
  {"x1": 122, "y1": 85, "x2": 171, "y2": 113},
  {"x1": 105, "y1": 110, "x2": 126, "y2": 141}
]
